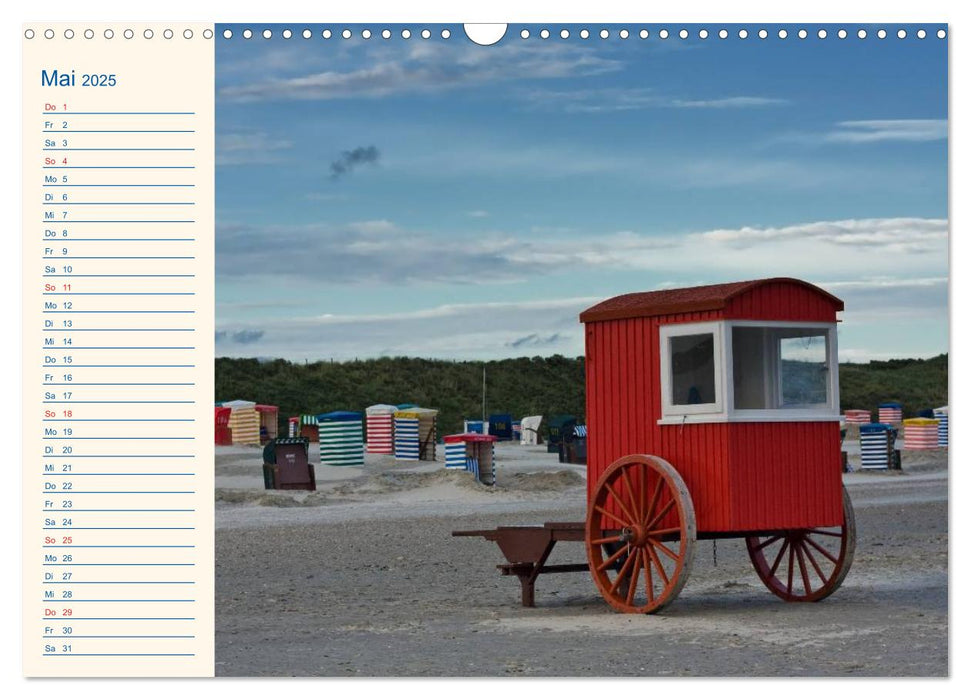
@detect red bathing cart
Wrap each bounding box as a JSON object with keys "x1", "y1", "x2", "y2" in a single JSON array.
[{"x1": 455, "y1": 278, "x2": 854, "y2": 613}]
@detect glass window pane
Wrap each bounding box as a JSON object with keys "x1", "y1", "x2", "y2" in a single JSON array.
[
  {"x1": 670, "y1": 333, "x2": 715, "y2": 406},
  {"x1": 732, "y1": 327, "x2": 767, "y2": 409},
  {"x1": 779, "y1": 334, "x2": 828, "y2": 406}
]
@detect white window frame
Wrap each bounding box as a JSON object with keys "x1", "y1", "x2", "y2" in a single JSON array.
[
  {"x1": 658, "y1": 321, "x2": 725, "y2": 418},
  {"x1": 726, "y1": 320, "x2": 840, "y2": 421},
  {"x1": 657, "y1": 320, "x2": 841, "y2": 424}
]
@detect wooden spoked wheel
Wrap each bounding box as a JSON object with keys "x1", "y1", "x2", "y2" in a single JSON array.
[
  {"x1": 585, "y1": 455, "x2": 696, "y2": 614},
  {"x1": 746, "y1": 486, "x2": 856, "y2": 602}
]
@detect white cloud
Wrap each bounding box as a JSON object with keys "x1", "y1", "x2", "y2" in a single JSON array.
[
  {"x1": 217, "y1": 46, "x2": 314, "y2": 76},
  {"x1": 825, "y1": 119, "x2": 947, "y2": 143},
  {"x1": 213, "y1": 279, "x2": 947, "y2": 363},
  {"x1": 400, "y1": 144, "x2": 630, "y2": 179},
  {"x1": 217, "y1": 299, "x2": 306, "y2": 311},
  {"x1": 697, "y1": 217, "x2": 947, "y2": 253},
  {"x1": 217, "y1": 220, "x2": 530, "y2": 285},
  {"x1": 216, "y1": 130, "x2": 294, "y2": 166},
  {"x1": 823, "y1": 276, "x2": 947, "y2": 291},
  {"x1": 666, "y1": 158, "x2": 826, "y2": 188},
  {"x1": 216, "y1": 297, "x2": 598, "y2": 361},
  {"x1": 216, "y1": 216, "x2": 948, "y2": 286},
  {"x1": 837, "y1": 347, "x2": 940, "y2": 363},
  {"x1": 774, "y1": 119, "x2": 947, "y2": 147},
  {"x1": 345, "y1": 219, "x2": 398, "y2": 235},
  {"x1": 827, "y1": 276, "x2": 948, "y2": 324},
  {"x1": 394, "y1": 143, "x2": 888, "y2": 192},
  {"x1": 669, "y1": 96, "x2": 789, "y2": 109},
  {"x1": 215, "y1": 217, "x2": 948, "y2": 362},
  {"x1": 310, "y1": 296, "x2": 599, "y2": 324},
  {"x1": 213, "y1": 216, "x2": 949, "y2": 362},
  {"x1": 218, "y1": 43, "x2": 622, "y2": 103},
  {"x1": 519, "y1": 87, "x2": 787, "y2": 113}
]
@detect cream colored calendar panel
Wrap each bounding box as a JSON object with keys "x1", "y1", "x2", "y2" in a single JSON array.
[{"x1": 22, "y1": 23, "x2": 215, "y2": 677}]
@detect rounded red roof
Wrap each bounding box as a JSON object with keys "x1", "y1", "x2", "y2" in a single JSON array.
[{"x1": 579, "y1": 277, "x2": 843, "y2": 323}]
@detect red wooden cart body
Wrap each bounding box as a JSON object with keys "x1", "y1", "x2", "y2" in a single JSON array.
[{"x1": 581, "y1": 278, "x2": 845, "y2": 533}]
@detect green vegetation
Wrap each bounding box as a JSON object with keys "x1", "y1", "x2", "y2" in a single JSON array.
[
  {"x1": 215, "y1": 353, "x2": 947, "y2": 437},
  {"x1": 839, "y1": 353, "x2": 948, "y2": 417},
  {"x1": 215, "y1": 355, "x2": 585, "y2": 437}
]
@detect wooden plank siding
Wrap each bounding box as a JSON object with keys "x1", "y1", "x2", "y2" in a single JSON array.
[{"x1": 584, "y1": 280, "x2": 844, "y2": 533}]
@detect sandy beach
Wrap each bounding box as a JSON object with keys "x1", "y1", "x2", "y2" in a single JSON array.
[{"x1": 214, "y1": 440, "x2": 947, "y2": 677}]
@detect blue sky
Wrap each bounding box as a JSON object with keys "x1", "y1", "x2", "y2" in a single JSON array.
[{"x1": 214, "y1": 23, "x2": 948, "y2": 362}]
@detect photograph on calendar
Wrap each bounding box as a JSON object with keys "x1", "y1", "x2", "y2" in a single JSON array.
[{"x1": 210, "y1": 23, "x2": 948, "y2": 676}]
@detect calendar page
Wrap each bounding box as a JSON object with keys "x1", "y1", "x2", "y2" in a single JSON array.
[{"x1": 16, "y1": 2, "x2": 955, "y2": 687}]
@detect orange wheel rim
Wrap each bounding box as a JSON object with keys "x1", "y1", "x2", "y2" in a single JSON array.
[
  {"x1": 746, "y1": 486, "x2": 856, "y2": 602},
  {"x1": 585, "y1": 455, "x2": 695, "y2": 614}
]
